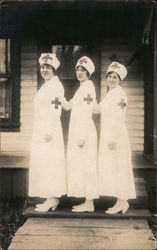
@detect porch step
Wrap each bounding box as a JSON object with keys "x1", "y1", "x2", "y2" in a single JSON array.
[
  {"x1": 27, "y1": 177, "x2": 149, "y2": 209},
  {"x1": 25, "y1": 206, "x2": 151, "y2": 221},
  {"x1": 9, "y1": 218, "x2": 156, "y2": 250}
]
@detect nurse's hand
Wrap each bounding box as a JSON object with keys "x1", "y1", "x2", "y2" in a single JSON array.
[
  {"x1": 93, "y1": 103, "x2": 100, "y2": 114},
  {"x1": 108, "y1": 141, "x2": 116, "y2": 150},
  {"x1": 78, "y1": 140, "x2": 85, "y2": 147},
  {"x1": 45, "y1": 134, "x2": 52, "y2": 143},
  {"x1": 63, "y1": 100, "x2": 72, "y2": 111}
]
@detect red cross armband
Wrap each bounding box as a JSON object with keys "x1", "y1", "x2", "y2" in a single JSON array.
[
  {"x1": 117, "y1": 98, "x2": 127, "y2": 109},
  {"x1": 51, "y1": 97, "x2": 62, "y2": 109},
  {"x1": 83, "y1": 94, "x2": 93, "y2": 105}
]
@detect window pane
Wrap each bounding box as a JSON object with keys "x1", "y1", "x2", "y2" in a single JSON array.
[
  {"x1": 0, "y1": 40, "x2": 6, "y2": 74},
  {"x1": 0, "y1": 39, "x2": 11, "y2": 118},
  {"x1": 0, "y1": 79, "x2": 11, "y2": 118}
]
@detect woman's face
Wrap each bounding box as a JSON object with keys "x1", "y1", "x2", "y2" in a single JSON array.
[
  {"x1": 40, "y1": 64, "x2": 54, "y2": 81},
  {"x1": 106, "y1": 72, "x2": 120, "y2": 90},
  {"x1": 76, "y1": 66, "x2": 89, "y2": 82}
]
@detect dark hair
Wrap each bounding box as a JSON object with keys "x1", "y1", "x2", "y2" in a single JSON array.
[
  {"x1": 76, "y1": 66, "x2": 90, "y2": 78},
  {"x1": 106, "y1": 71, "x2": 121, "y2": 82},
  {"x1": 52, "y1": 67, "x2": 56, "y2": 75}
]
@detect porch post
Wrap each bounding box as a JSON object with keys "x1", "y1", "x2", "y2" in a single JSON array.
[{"x1": 153, "y1": 5, "x2": 157, "y2": 165}]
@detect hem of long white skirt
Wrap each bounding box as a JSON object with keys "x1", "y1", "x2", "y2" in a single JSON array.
[
  {"x1": 99, "y1": 193, "x2": 136, "y2": 200},
  {"x1": 67, "y1": 193, "x2": 99, "y2": 199},
  {"x1": 28, "y1": 193, "x2": 67, "y2": 198}
]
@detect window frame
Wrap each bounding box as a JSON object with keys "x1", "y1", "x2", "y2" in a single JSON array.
[{"x1": 0, "y1": 38, "x2": 20, "y2": 132}]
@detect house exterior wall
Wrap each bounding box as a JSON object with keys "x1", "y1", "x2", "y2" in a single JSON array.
[
  {"x1": 0, "y1": 39, "x2": 37, "y2": 155},
  {"x1": 0, "y1": 39, "x2": 144, "y2": 156}
]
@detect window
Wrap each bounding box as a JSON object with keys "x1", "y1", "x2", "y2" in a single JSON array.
[
  {"x1": 0, "y1": 38, "x2": 20, "y2": 131},
  {"x1": 52, "y1": 45, "x2": 87, "y2": 79},
  {"x1": 53, "y1": 45, "x2": 88, "y2": 100},
  {"x1": 0, "y1": 39, "x2": 11, "y2": 119}
]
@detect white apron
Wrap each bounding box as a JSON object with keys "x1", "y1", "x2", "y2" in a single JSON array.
[
  {"x1": 67, "y1": 80, "x2": 99, "y2": 199},
  {"x1": 98, "y1": 85, "x2": 136, "y2": 200},
  {"x1": 29, "y1": 76, "x2": 66, "y2": 198}
]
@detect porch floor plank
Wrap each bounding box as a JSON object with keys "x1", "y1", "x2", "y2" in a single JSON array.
[
  {"x1": 25, "y1": 206, "x2": 152, "y2": 220},
  {"x1": 17, "y1": 217, "x2": 150, "y2": 232},
  {"x1": 9, "y1": 218, "x2": 156, "y2": 250}
]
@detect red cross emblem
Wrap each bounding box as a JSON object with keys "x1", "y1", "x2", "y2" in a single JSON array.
[
  {"x1": 42, "y1": 54, "x2": 52, "y2": 62},
  {"x1": 111, "y1": 62, "x2": 120, "y2": 70},
  {"x1": 83, "y1": 94, "x2": 93, "y2": 104},
  {"x1": 118, "y1": 98, "x2": 126, "y2": 109},
  {"x1": 79, "y1": 57, "x2": 88, "y2": 64},
  {"x1": 51, "y1": 97, "x2": 61, "y2": 109}
]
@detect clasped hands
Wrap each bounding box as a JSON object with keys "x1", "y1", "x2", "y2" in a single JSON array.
[
  {"x1": 78, "y1": 140, "x2": 85, "y2": 147},
  {"x1": 45, "y1": 136, "x2": 116, "y2": 150},
  {"x1": 45, "y1": 135, "x2": 85, "y2": 146},
  {"x1": 45, "y1": 134, "x2": 52, "y2": 143},
  {"x1": 108, "y1": 141, "x2": 116, "y2": 150}
]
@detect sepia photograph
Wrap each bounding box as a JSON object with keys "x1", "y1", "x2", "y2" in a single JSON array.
[{"x1": 0, "y1": 0, "x2": 157, "y2": 249}]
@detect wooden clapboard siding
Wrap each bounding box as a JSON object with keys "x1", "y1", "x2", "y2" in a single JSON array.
[
  {"x1": 0, "y1": 41, "x2": 144, "y2": 155},
  {"x1": 101, "y1": 44, "x2": 144, "y2": 154},
  {"x1": 1, "y1": 39, "x2": 37, "y2": 154}
]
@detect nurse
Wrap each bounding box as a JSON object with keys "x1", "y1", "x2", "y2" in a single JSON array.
[
  {"x1": 98, "y1": 62, "x2": 136, "y2": 214},
  {"x1": 66, "y1": 56, "x2": 99, "y2": 212},
  {"x1": 29, "y1": 53, "x2": 66, "y2": 212}
]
